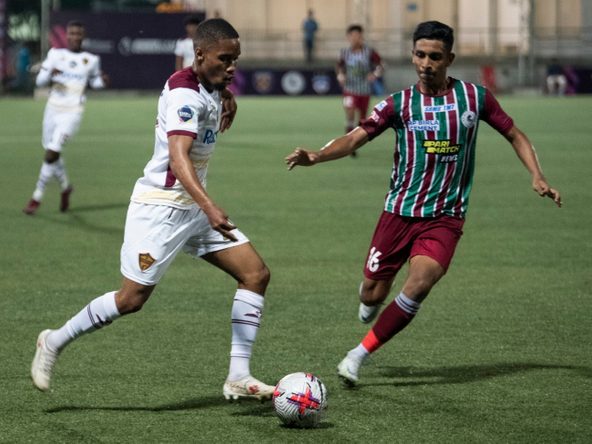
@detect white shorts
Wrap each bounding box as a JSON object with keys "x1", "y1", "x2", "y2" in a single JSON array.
[
  {"x1": 120, "y1": 202, "x2": 249, "y2": 285},
  {"x1": 42, "y1": 105, "x2": 83, "y2": 152}
]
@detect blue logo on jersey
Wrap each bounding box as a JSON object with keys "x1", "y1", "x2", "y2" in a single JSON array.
[
  {"x1": 177, "y1": 105, "x2": 195, "y2": 122},
  {"x1": 202, "y1": 129, "x2": 216, "y2": 144}
]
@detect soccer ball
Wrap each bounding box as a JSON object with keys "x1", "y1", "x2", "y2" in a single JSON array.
[{"x1": 272, "y1": 372, "x2": 327, "y2": 428}]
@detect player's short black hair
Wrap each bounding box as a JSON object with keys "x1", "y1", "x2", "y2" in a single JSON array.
[
  {"x1": 66, "y1": 20, "x2": 85, "y2": 29},
  {"x1": 347, "y1": 24, "x2": 364, "y2": 34},
  {"x1": 413, "y1": 21, "x2": 454, "y2": 52},
  {"x1": 194, "y1": 18, "x2": 239, "y2": 46},
  {"x1": 184, "y1": 15, "x2": 202, "y2": 26}
]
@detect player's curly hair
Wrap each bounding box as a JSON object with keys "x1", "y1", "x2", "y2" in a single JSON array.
[
  {"x1": 413, "y1": 21, "x2": 454, "y2": 52},
  {"x1": 195, "y1": 18, "x2": 239, "y2": 46}
]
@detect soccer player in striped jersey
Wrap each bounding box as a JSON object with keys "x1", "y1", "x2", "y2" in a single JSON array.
[
  {"x1": 31, "y1": 19, "x2": 275, "y2": 400},
  {"x1": 286, "y1": 21, "x2": 561, "y2": 386},
  {"x1": 23, "y1": 21, "x2": 107, "y2": 215},
  {"x1": 336, "y1": 25, "x2": 383, "y2": 138}
]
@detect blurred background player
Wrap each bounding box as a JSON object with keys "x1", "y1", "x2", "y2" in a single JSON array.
[
  {"x1": 286, "y1": 21, "x2": 561, "y2": 386},
  {"x1": 23, "y1": 20, "x2": 107, "y2": 215},
  {"x1": 175, "y1": 15, "x2": 201, "y2": 71},
  {"x1": 336, "y1": 24, "x2": 383, "y2": 156},
  {"x1": 546, "y1": 58, "x2": 567, "y2": 95},
  {"x1": 31, "y1": 18, "x2": 276, "y2": 401},
  {"x1": 302, "y1": 9, "x2": 319, "y2": 64}
]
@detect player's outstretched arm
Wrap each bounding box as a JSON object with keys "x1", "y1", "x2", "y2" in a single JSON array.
[
  {"x1": 285, "y1": 127, "x2": 369, "y2": 170},
  {"x1": 169, "y1": 134, "x2": 238, "y2": 240},
  {"x1": 504, "y1": 125, "x2": 562, "y2": 207}
]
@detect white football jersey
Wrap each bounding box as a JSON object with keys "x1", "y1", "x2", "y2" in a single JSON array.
[
  {"x1": 36, "y1": 48, "x2": 104, "y2": 111},
  {"x1": 174, "y1": 38, "x2": 195, "y2": 68},
  {"x1": 131, "y1": 67, "x2": 222, "y2": 209}
]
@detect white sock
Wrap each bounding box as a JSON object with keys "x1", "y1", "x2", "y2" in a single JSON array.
[
  {"x1": 348, "y1": 343, "x2": 370, "y2": 362},
  {"x1": 53, "y1": 157, "x2": 69, "y2": 190},
  {"x1": 32, "y1": 161, "x2": 55, "y2": 201},
  {"x1": 228, "y1": 289, "x2": 264, "y2": 381},
  {"x1": 46, "y1": 291, "x2": 121, "y2": 352}
]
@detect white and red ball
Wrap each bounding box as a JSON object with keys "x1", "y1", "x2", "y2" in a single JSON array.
[{"x1": 272, "y1": 372, "x2": 327, "y2": 428}]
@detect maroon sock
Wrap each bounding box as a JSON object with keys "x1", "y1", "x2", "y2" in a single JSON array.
[{"x1": 371, "y1": 298, "x2": 417, "y2": 346}]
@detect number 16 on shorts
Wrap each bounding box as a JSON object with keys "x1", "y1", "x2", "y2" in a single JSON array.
[{"x1": 366, "y1": 247, "x2": 382, "y2": 273}]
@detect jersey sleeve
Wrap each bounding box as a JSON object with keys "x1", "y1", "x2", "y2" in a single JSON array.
[
  {"x1": 174, "y1": 39, "x2": 184, "y2": 57},
  {"x1": 370, "y1": 49, "x2": 382, "y2": 66},
  {"x1": 165, "y1": 87, "x2": 202, "y2": 139},
  {"x1": 360, "y1": 96, "x2": 396, "y2": 141},
  {"x1": 88, "y1": 56, "x2": 105, "y2": 89},
  {"x1": 35, "y1": 49, "x2": 56, "y2": 87},
  {"x1": 481, "y1": 89, "x2": 514, "y2": 134}
]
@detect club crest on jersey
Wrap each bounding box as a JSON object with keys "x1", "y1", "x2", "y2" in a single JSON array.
[
  {"x1": 177, "y1": 105, "x2": 195, "y2": 123},
  {"x1": 461, "y1": 110, "x2": 477, "y2": 128},
  {"x1": 139, "y1": 253, "x2": 156, "y2": 271},
  {"x1": 82, "y1": 58, "x2": 89, "y2": 65}
]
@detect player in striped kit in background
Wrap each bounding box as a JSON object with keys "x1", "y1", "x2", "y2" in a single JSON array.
[
  {"x1": 336, "y1": 24, "x2": 383, "y2": 157},
  {"x1": 286, "y1": 21, "x2": 561, "y2": 386},
  {"x1": 23, "y1": 21, "x2": 107, "y2": 215}
]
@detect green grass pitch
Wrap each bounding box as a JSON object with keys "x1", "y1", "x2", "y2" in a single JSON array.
[{"x1": 0, "y1": 93, "x2": 590, "y2": 443}]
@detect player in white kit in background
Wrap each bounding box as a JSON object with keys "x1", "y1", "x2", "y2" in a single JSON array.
[
  {"x1": 175, "y1": 15, "x2": 201, "y2": 71},
  {"x1": 31, "y1": 18, "x2": 276, "y2": 401},
  {"x1": 23, "y1": 20, "x2": 107, "y2": 215}
]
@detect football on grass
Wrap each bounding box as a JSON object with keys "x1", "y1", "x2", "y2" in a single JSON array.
[{"x1": 272, "y1": 372, "x2": 327, "y2": 428}]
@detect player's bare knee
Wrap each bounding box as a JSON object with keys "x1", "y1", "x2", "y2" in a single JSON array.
[
  {"x1": 115, "y1": 288, "x2": 152, "y2": 314},
  {"x1": 360, "y1": 287, "x2": 386, "y2": 305},
  {"x1": 44, "y1": 150, "x2": 60, "y2": 163},
  {"x1": 240, "y1": 264, "x2": 270, "y2": 294}
]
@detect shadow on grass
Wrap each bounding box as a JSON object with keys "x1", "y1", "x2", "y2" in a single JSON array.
[
  {"x1": 45, "y1": 396, "x2": 233, "y2": 413},
  {"x1": 365, "y1": 362, "x2": 592, "y2": 387},
  {"x1": 33, "y1": 202, "x2": 128, "y2": 236}
]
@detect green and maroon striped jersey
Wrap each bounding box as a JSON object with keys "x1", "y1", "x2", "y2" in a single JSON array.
[{"x1": 361, "y1": 78, "x2": 513, "y2": 218}]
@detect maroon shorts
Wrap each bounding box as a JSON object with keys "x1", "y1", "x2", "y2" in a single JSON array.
[
  {"x1": 363, "y1": 211, "x2": 465, "y2": 281},
  {"x1": 343, "y1": 93, "x2": 370, "y2": 118}
]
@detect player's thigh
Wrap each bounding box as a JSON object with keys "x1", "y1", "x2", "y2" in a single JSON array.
[
  {"x1": 409, "y1": 215, "x2": 464, "y2": 273},
  {"x1": 356, "y1": 95, "x2": 370, "y2": 119},
  {"x1": 120, "y1": 203, "x2": 194, "y2": 286},
  {"x1": 202, "y1": 242, "x2": 269, "y2": 286},
  {"x1": 41, "y1": 107, "x2": 57, "y2": 149},
  {"x1": 46, "y1": 111, "x2": 82, "y2": 152},
  {"x1": 363, "y1": 211, "x2": 413, "y2": 282},
  {"x1": 401, "y1": 255, "x2": 446, "y2": 302}
]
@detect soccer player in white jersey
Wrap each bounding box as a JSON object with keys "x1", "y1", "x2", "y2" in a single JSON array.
[
  {"x1": 31, "y1": 18, "x2": 275, "y2": 400},
  {"x1": 23, "y1": 21, "x2": 107, "y2": 215},
  {"x1": 175, "y1": 15, "x2": 201, "y2": 71},
  {"x1": 287, "y1": 21, "x2": 561, "y2": 386}
]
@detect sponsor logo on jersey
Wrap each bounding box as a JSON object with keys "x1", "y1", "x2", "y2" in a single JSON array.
[
  {"x1": 375, "y1": 100, "x2": 388, "y2": 111},
  {"x1": 177, "y1": 105, "x2": 195, "y2": 122},
  {"x1": 408, "y1": 119, "x2": 440, "y2": 132},
  {"x1": 202, "y1": 128, "x2": 216, "y2": 144},
  {"x1": 139, "y1": 253, "x2": 156, "y2": 271},
  {"x1": 369, "y1": 110, "x2": 379, "y2": 122},
  {"x1": 423, "y1": 103, "x2": 457, "y2": 113},
  {"x1": 461, "y1": 110, "x2": 477, "y2": 128},
  {"x1": 423, "y1": 140, "x2": 461, "y2": 163}
]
